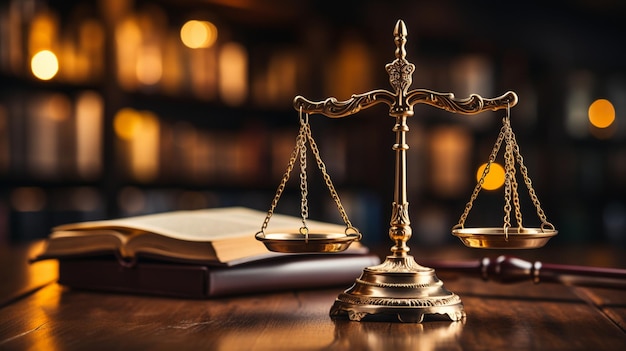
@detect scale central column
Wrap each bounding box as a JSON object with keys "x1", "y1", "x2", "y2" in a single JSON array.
[
  {"x1": 329, "y1": 20, "x2": 465, "y2": 323},
  {"x1": 387, "y1": 19, "x2": 415, "y2": 257},
  {"x1": 389, "y1": 115, "x2": 412, "y2": 256}
]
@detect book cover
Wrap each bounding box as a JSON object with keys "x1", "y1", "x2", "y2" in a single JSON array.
[{"x1": 57, "y1": 253, "x2": 381, "y2": 298}]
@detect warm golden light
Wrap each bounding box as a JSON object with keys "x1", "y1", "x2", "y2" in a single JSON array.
[
  {"x1": 113, "y1": 108, "x2": 160, "y2": 182},
  {"x1": 218, "y1": 42, "x2": 248, "y2": 105},
  {"x1": 76, "y1": 91, "x2": 103, "y2": 179},
  {"x1": 477, "y1": 162, "x2": 505, "y2": 190},
  {"x1": 327, "y1": 36, "x2": 373, "y2": 100},
  {"x1": 180, "y1": 20, "x2": 218, "y2": 49},
  {"x1": 136, "y1": 44, "x2": 162, "y2": 85},
  {"x1": 31, "y1": 50, "x2": 59, "y2": 80},
  {"x1": 114, "y1": 108, "x2": 143, "y2": 140},
  {"x1": 131, "y1": 110, "x2": 160, "y2": 182},
  {"x1": 28, "y1": 11, "x2": 58, "y2": 54},
  {"x1": 588, "y1": 98, "x2": 615, "y2": 129},
  {"x1": 430, "y1": 126, "x2": 472, "y2": 197},
  {"x1": 115, "y1": 17, "x2": 142, "y2": 90}
]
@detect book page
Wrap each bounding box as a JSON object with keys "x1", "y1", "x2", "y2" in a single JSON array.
[
  {"x1": 39, "y1": 230, "x2": 127, "y2": 258},
  {"x1": 53, "y1": 207, "x2": 348, "y2": 242}
]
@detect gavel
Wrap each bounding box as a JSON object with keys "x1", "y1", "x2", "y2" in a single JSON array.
[{"x1": 419, "y1": 255, "x2": 626, "y2": 289}]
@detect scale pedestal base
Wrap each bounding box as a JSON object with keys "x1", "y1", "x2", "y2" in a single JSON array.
[{"x1": 329, "y1": 255, "x2": 465, "y2": 323}]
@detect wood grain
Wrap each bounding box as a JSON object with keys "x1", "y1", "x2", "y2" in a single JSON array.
[
  {"x1": 0, "y1": 241, "x2": 57, "y2": 308},
  {"x1": 1, "y1": 242, "x2": 625, "y2": 350}
]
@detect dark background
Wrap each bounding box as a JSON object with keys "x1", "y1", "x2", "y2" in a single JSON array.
[{"x1": 1, "y1": 0, "x2": 625, "y2": 248}]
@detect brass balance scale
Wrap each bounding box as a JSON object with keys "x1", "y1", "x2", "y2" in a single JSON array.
[{"x1": 255, "y1": 20, "x2": 557, "y2": 323}]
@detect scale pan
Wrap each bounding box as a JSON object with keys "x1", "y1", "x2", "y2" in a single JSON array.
[
  {"x1": 452, "y1": 227, "x2": 558, "y2": 249},
  {"x1": 255, "y1": 232, "x2": 359, "y2": 253}
]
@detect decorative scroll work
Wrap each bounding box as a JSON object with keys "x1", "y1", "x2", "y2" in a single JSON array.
[
  {"x1": 336, "y1": 293, "x2": 462, "y2": 308},
  {"x1": 390, "y1": 201, "x2": 410, "y2": 226},
  {"x1": 294, "y1": 89, "x2": 518, "y2": 118},
  {"x1": 406, "y1": 89, "x2": 519, "y2": 115},
  {"x1": 386, "y1": 58, "x2": 415, "y2": 95},
  {"x1": 366, "y1": 256, "x2": 430, "y2": 273},
  {"x1": 293, "y1": 18, "x2": 518, "y2": 120},
  {"x1": 386, "y1": 18, "x2": 413, "y2": 96},
  {"x1": 293, "y1": 90, "x2": 395, "y2": 118}
]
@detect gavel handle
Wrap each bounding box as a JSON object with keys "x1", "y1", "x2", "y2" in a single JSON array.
[{"x1": 418, "y1": 255, "x2": 626, "y2": 289}]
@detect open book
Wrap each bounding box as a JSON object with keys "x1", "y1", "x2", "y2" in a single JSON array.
[{"x1": 35, "y1": 207, "x2": 364, "y2": 266}]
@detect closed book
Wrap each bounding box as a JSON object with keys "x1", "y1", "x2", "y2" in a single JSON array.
[{"x1": 57, "y1": 253, "x2": 381, "y2": 298}]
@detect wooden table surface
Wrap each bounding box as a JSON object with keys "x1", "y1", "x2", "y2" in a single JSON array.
[{"x1": 1, "y1": 241, "x2": 625, "y2": 350}]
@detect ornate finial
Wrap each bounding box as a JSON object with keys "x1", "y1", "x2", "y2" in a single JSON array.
[
  {"x1": 393, "y1": 20, "x2": 408, "y2": 60},
  {"x1": 386, "y1": 19, "x2": 415, "y2": 110}
]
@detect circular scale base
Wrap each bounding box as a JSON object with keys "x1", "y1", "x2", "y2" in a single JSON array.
[{"x1": 329, "y1": 255, "x2": 465, "y2": 323}]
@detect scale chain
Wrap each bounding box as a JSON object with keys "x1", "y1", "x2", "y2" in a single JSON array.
[
  {"x1": 503, "y1": 116, "x2": 525, "y2": 235},
  {"x1": 505, "y1": 117, "x2": 524, "y2": 229},
  {"x1": 456, "y1": 114, "x2": 554, "y2": 233},
  {"x1": 259, "y1": 112, "x2": 360, "y2": 239},
  {"x1": 303, "y1": 121, "x2": 358, "y2": 234},
  {"x1": 299, "y1": 115, "x2": 309, "y2": 231},
  {"x1": 508, "y1": 120, "x2": 551, "y2": 227},
  {"x1": 260, "y1": 120, "x2": 307, "y2": 234},
  {"x1": 456, "y1": 120, "x2": 507, "y2": 228}
]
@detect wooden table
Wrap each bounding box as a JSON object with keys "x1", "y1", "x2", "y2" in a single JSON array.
[{"x1": 1, "y1": 241, "x2": 625, "y2": 350}]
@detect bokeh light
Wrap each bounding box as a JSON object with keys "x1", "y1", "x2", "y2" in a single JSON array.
[
  {"x1": 180, "y1": 20, "x2": 218, "y2": 49},
  {"x1": 113, "y1": 108, "x2": 160, "y2": 181},
  {"x1": 31, "y1": 50, "x2": 59, "y2": 80},
  {"x1": 588, "y1": 99, "x2": 615, "y2": 129},
  {"x1": 136, "y1": 45, "x2": 162, "y2": 85},
  {"x1": 476, "y1": 162, "x2": 505, "y2": 190},
  {"x1": 113, "y1": 107, "x2": 143, "y2": 140},
  {"x1": 218, "y1": 42, "x2": 248, "y2": 105}
]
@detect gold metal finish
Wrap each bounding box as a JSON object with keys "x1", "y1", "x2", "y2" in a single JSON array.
[
  {"x1": 452, "y1": 106, "x2": 557, "y2": 249},
  {"x1": 329, "y1": 255, "x2": 465, "y2": 322},
  {"x1": 255, "y1": 232, "x2": 361, "y2": 253},
  {"x1": 289, "y1": 19, "x2": 523, "y2": 323},
  {"x1": 452, "y1": 227, "x2": 557, "y2": 249},
  {"x1": 256, "y1": 107, "x2": 361, "y2": 253},
  {"x1": 258, "y1": 19, "x2": 555, "y2": 322}
]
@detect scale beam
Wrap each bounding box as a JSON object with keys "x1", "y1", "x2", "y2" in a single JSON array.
[
  {"x1": 294, "y1": 19, "x2": 517, "y2": 119},
  {"x1": 294, "y1": 89, "x2": 517, "y2": 118}
]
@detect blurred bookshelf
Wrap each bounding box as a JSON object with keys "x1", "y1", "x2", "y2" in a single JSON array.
[{"x1": 1, "y1": 0, "x2": 625, "y2": 248}]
